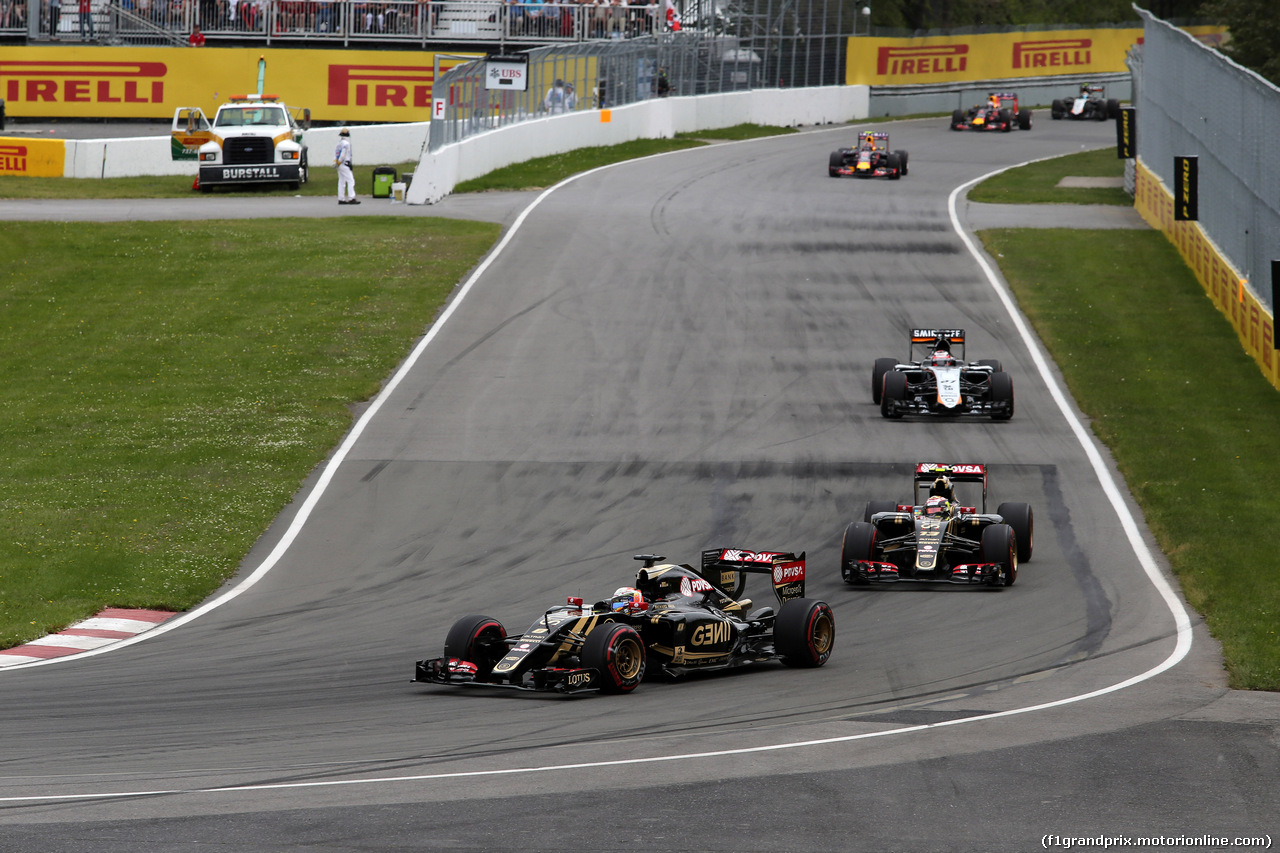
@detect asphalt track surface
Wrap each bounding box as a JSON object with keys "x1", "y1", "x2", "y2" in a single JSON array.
[{"x1": 2, "y1": 119, "x2": 1278, "y2": 852}]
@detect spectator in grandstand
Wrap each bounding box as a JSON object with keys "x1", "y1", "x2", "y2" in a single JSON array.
[
  {"x1": 590, "y1": 0, "x2": 607, "y2": 38},
  {"x1": 77, "y1": 0, "x2": 93, "y2": 38},
  {"x1": 189, "y1": 23, "x2": 205, "y2": 42},
  {"x1": 47, "y1": 0, "x2": 61, "y2": 38}
]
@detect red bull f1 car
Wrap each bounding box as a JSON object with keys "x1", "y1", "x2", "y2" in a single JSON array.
[
  {"x1": 828, "y1": 131, "x2": 909, "y2": 179},
  {"x1": 414, "y1": 549, "x2": 835, "y2": 695},
  {"x1": 872, "y1": 328, "x2": 1014, "y2": 420},
  {"x1": 840, "y1": 463, "x2": 1034, "y2": 587},
  {"x1": 950, "y1": 92, "x2": 1033, "y2": 132}
]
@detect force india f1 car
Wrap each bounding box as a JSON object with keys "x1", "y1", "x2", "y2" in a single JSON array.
[
  {"x1": 840, "y1": 463, "x2": 1034, "y2": 587},
  {"x1": 950, "y1": 92, "x2": 1033, "y2": 132},
  {"x1": 414, "y1": 549, "x2": 835, "y2": 695},
  {"x1": 872, "y1": 328, "x2": 1014, "y2": 420},
  {"x1": 1051, "y1": 84, "x2": 1121, "y2": 121},
  {"x1": 828, "y1": 131, "x2": 909, "y2": 179}
]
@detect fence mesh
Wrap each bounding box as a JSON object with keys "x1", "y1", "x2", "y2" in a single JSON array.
[{"x1": 1137, "y1": 9, "x2": 1280, "y2": 313}]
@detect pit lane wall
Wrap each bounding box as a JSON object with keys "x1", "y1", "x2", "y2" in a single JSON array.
[{"x1": 405, "y1": 86, "x2": 869, "y2": 206}]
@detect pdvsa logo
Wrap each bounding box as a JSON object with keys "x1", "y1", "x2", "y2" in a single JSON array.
[
  {"x1": 1012, "y1": 39, "x2": 1092, "y2": 70},
  {"x1": 0, "y1": 61, "x2": 166, "y2": 104},
  {"x1": 876, "y1": 45, "x2": 968, "y2": 77},
  {"x1": 0, "y1": 143, "x2": 27, "y2": 173},
  {"x1": 328, "y1": 64, "x2": 436, "y2": 108}
]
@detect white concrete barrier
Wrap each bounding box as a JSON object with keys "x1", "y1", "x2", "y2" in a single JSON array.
[
  {"x1": 61, "y1": 121, "x2": 432, "y2": 179},
  {"x1": 407, "y1": 85, "x2": 870, "y2": 205},
  {"x1": 55, "y1": 87, "x2": 867, "y2": 189}
]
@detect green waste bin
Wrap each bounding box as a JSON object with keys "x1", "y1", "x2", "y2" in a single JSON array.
[{"x1": 372, "y1": 166, "x2": 397, "y2": 198}]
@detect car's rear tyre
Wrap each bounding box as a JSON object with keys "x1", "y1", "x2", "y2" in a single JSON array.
[
  {"x1": 999, "y1": 109, "x2": 1013, "y2": 132},
  {"x1": 776, "y1": 599, "x2": 835, "y2": 666},
  {"x1": 443, "y1": 615, "x2": 508, "y2": 677},
  {"x1": 1018, "y1": 109, "x2": 1033, "y2": 130},
  {"x1": 1106, "y1": 98, "x2": 1121, "y2": 119},
  {"x1": 996, "y1": 501, "x2": 1034, "y2": 562},
  {"x1": 1094, "y1": 107, "x2": 1108, "y2": 122},
  {"x1": 871, "y1": 357, "x2": 898, "y2": 403},
  {"x1": 828, "y1": 150, "x2": 843, "y2": 177},
  {"x1": 582, "y1": 622, "x2": 646, "y2": 693},
  {"x1": 981, "y1": 524, "x2": 1018, "y2": 586},
  {"x1": 989, "y1": 371, "x2": 1014, "y2": 420},
  {"x1": 863, "y1": 500, "x2": 898, "y2": 524},
  {"x1": 1051, "y1": 99, "x2": 1065, "y2": 119},
  {"x1": 899, "y1": 150, "x2": 909, "y2": 175},
  {"x1": 881, "y1": 371, "x2": 907, "y2": 419},
  {"x1": 951, "y1": 109, "x2": 965, "y2": 130},
  {"x1": 841, "y1": 520, "x2": 876, "y2": 585}
]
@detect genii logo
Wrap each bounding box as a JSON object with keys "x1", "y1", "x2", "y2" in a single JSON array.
[{"x1": 1012, "y1": 39, "x2": 1092, "y2": 70}]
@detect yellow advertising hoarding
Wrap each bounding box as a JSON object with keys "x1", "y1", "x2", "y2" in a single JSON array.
[
  {"x1": 0, "y1": 46, "x2": 478, "y2": 122},
  {"x1": 1133, "y1": 160, "x2": 1279, "y2": 392},
  {"x1": 846, "y1": 28, "x2": 1142, "y2": 86},
  {"x1": 0, "y1": 136, "x2": 66, "y2": 177}
]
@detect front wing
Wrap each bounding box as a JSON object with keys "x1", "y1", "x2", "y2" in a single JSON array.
[
  {"x1": 414, "y1": 657, "x2": 602, "y2": 694},
  {"x1": 845, "y1": 560, "x2": 1005, "y2": 585}
]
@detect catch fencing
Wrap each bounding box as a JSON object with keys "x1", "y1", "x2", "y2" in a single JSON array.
[
  {"x1": 428, "y1": 29, "x2": 848, "y2": 151},
  {"x1": 1134, "y1": 8, "x2": 1279, "y2": 316}
]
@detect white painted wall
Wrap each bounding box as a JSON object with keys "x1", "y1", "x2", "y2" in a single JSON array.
[
  {"x1": 57, "y1": 87, "x2": 867, "y2": 187},
  {"x1": 408, "y1": 85, "x2": 870, "y2": 205},
  {"x1": 61, "y1": 121, "x2": 432, "y2": 179}
]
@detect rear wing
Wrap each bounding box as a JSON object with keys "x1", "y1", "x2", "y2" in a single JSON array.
[
  {"x1": 910, "y1": 328, "x2": 965, "y2": 361},
  {"x1": 700, "y1": 548, "x2": 807, "y2": 604},
  {"x1": 914, "y1": 463, "x2": 988, "y2": 510}
]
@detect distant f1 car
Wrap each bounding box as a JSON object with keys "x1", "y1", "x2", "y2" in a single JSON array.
[
  {"x1": 1051, "y1": 84, "x2": 1121, "y2": 121},
  {"x1": 872, "y1": 328, "x2": 1014, "y2": 420},
  {"x1": 950, "y1": 92, "x2": 1033, "y2": 132},
  {"x1": 414, "y1": 549, "x2": 834, "y2": 695},
  {"x1": 840, "y1": 463, "x2": 1034, "y2": 586},
  {"x1": 828, "y1": 131, "x2": 909, "y2": 179}
]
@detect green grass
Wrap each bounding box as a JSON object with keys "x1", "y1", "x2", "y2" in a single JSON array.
[
  {"x1": 982, "y1": 228, "x2": 1280, "y2": 690},
  {"x1": 453, "y1": 125, "x2": 795, "y2": 192},
  {"x1": 0, "y1": 162, "x2": 420, "y2": 200},
  {"x1": 968, "y1": 147, "x2": 1130, "y2": 206},
  {"x1": 0, "y1": 217, "x2": 499, "y2": 648}
]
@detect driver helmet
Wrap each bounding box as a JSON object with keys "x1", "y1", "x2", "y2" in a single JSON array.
[
  {"x1": 989, "y1": 95, "x2": 1001, "y2": 109},
  {"x1": 929, "y1": 350, "x2": 955, "y2": 367},
  {"x1": 610, "y1": 587, "x2": 645, "y2": 612},
  {"x1": 924, "y1": 495, "x2": 951, "y2": 517},
  {"x1": 929, "y1": 475, "x2": 954, "y2": 500}
]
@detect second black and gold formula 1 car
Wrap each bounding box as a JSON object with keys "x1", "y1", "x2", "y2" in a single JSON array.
[{"x1": 414, "y1": 549, "x2": 835, "y2": 695}]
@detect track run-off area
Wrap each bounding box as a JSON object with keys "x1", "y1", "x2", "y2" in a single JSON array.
[{"x1": 1, "y1": 118, "x2": 1276, "y2": 852}]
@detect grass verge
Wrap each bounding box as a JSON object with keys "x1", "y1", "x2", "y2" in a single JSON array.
[
  {"x1": 982, "y1": 227, "x2": 1280, "y2": 690},
  {"x1": 454, "y1": 125, "x2": 794, "y2": 193},
  {"x1": 0, "y1": 217, "x2": 499, "y2": 647},
  {"x1": 968, "y1": 147, "x2": 1130, "y2": 206}
]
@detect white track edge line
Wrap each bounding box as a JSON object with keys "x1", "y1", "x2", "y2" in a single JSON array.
[{"x1": 0, "y1": 137, "x2": 1196, "y2": 806}]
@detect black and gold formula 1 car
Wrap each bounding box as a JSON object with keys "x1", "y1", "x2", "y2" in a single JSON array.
[
  {"x1": 828, "y1": 131, "x2": 909, "y2": 179},
  {"x1": 414, "y1": 549, "x2": 835, "y2": 695},
  {"x1": 840, "y1": 463, "x2": 1034, "y2": 587}
]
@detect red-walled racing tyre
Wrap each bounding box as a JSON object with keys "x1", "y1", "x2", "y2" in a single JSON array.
[
  {"x1": 582, "y1": 622, "x2": 646, "y2": 693},
  {"x1": 443, "y1": 615, "x2": 508, "y2": 676},
  {"x1": 776, "y1": 599, "x2": 835, "y2": 666}
]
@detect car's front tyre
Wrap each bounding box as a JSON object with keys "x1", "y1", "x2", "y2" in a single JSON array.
[
  {"x1": 582, "y1": 622, "x2": 646, "y2": 693},
  {"x1": 776, "y1": 599, "x2": 835, "y2": 666},
  {"x1": 443, "y1": 615, "x2": 508, "y2": 677}
]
